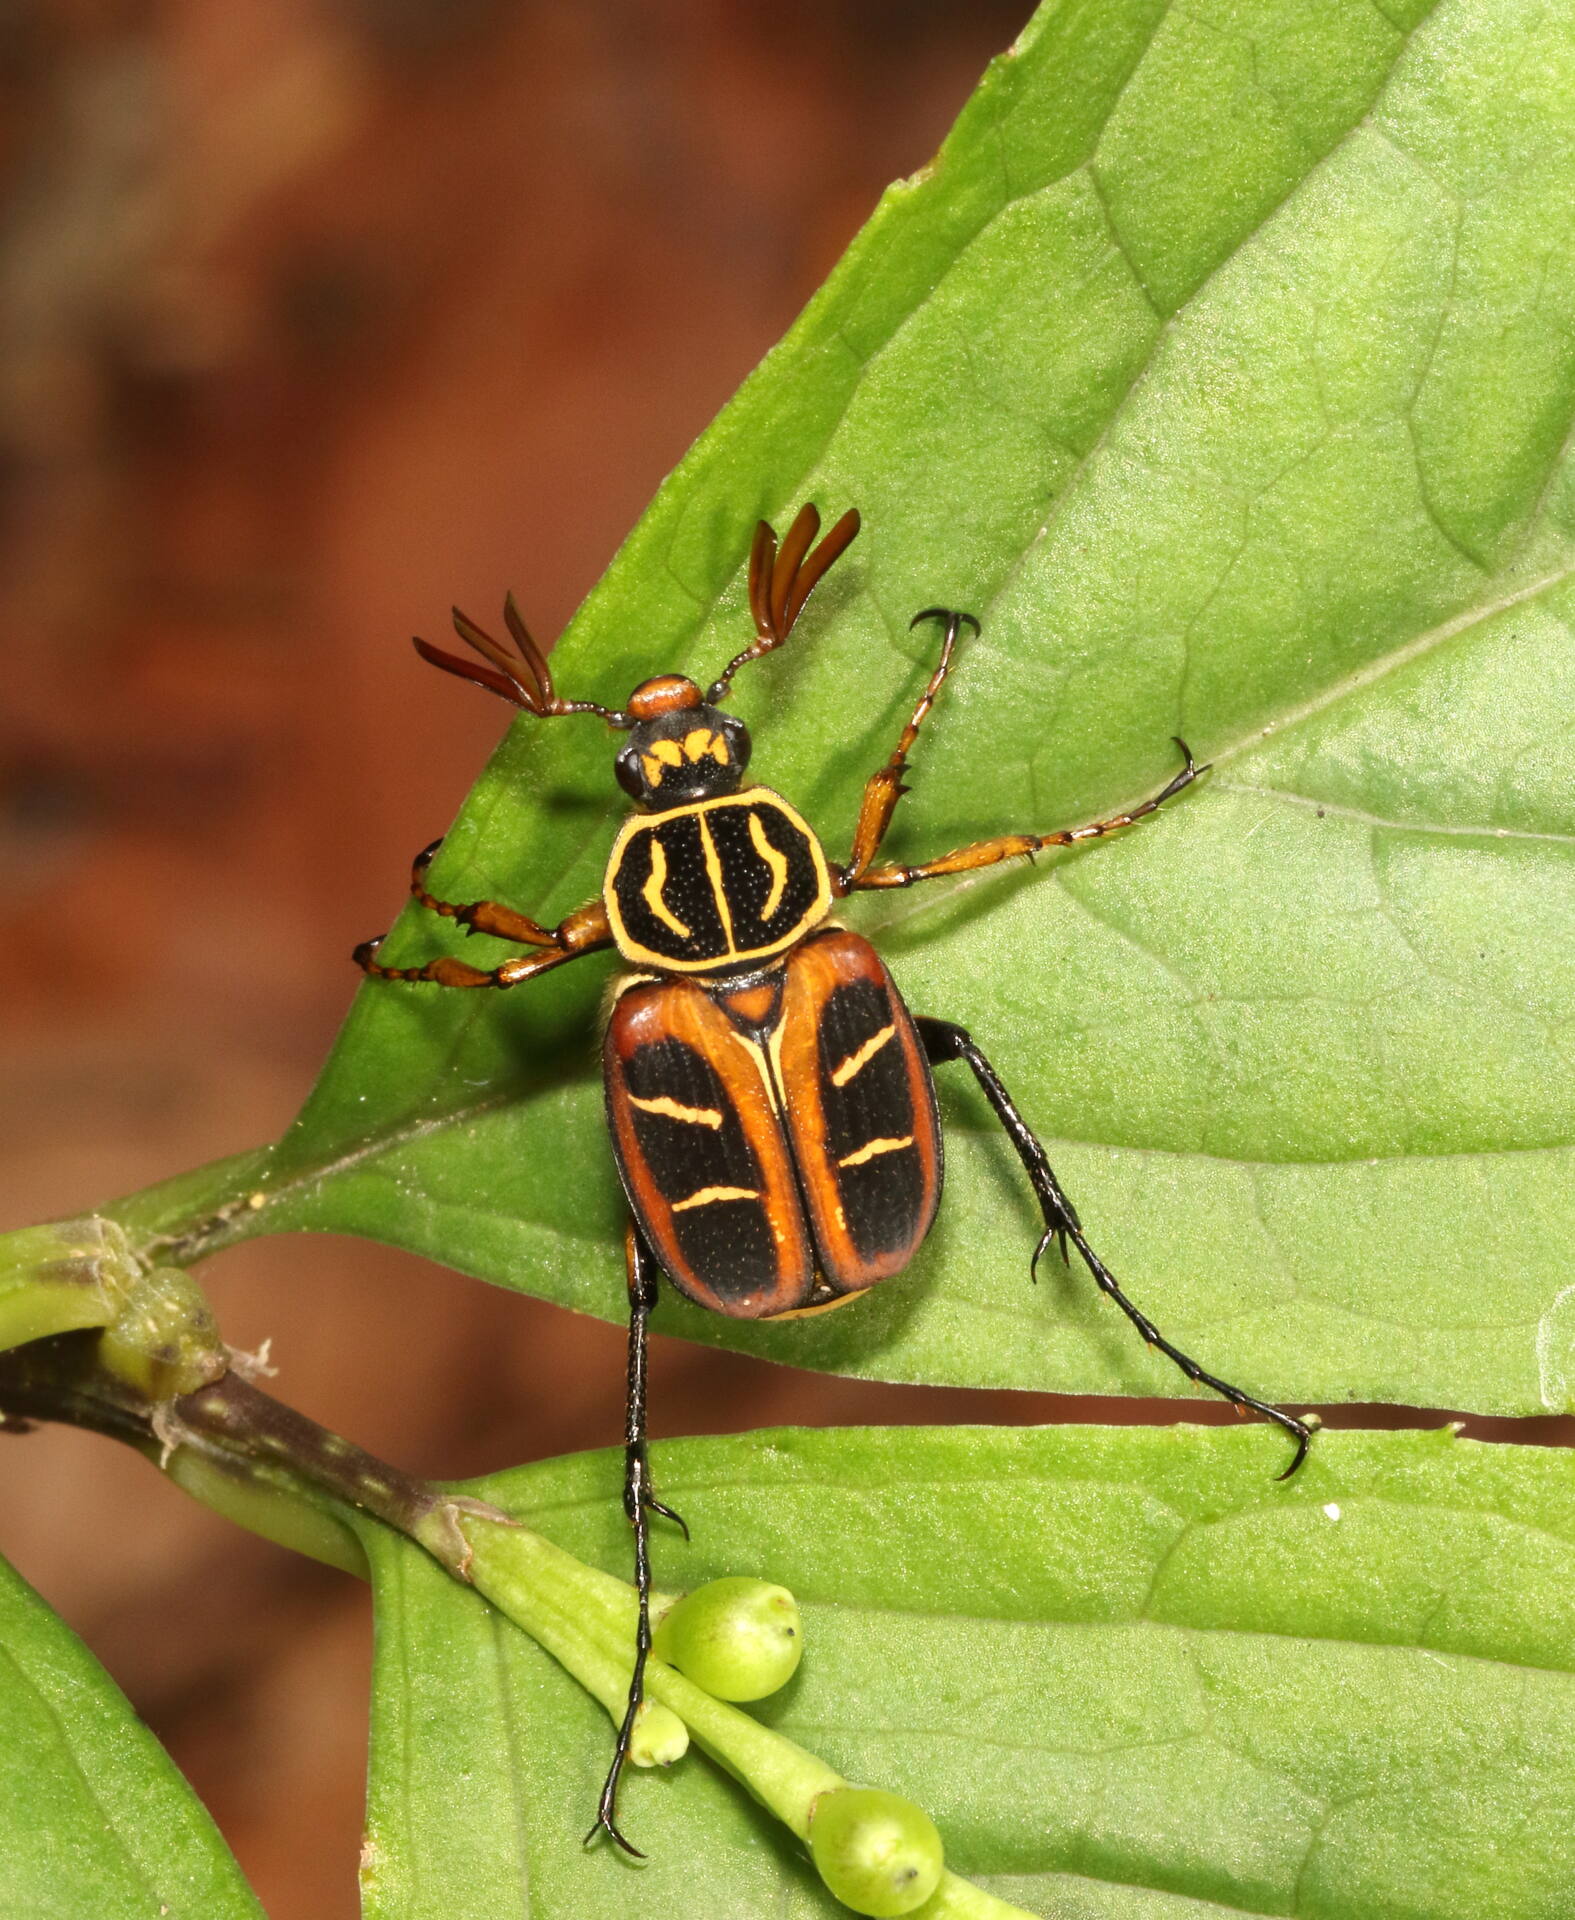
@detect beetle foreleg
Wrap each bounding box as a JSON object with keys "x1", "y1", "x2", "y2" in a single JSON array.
[
  {"x1": 915, "y1": 1017, "x2": 1312, "y2": 1480},
  {"x1": 354, "y1": 896, "x2": 612, "y2": 988},
  {"x1": 839, "y1": 609, "x2": 977, "y2": 889},
  {"x1": 406, "y1": 838, "x2": 562, "y2": 945},
  {"x1": 351, "y1": 940, "x2": 581, "y2": 990},
  {"x1": 588, "y1": 1223, "x2": 688, "y2": 1857}
]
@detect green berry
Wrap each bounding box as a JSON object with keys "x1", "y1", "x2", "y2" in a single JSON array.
[
  {"x1": 652, "y1": 1576, "x2": 802, "y2": 1701},
  {"x1": 807, "y1": 1786, "x2": 944, "y2": 1916}
]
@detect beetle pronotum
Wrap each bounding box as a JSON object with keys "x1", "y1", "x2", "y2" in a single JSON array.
[{"x1": 356, "y1": 507, "x2": 1311, "y2": 1852}]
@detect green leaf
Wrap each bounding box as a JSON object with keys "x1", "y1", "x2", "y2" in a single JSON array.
[
  {"x1": 0, "y1": 1550, "x2": 263, "y2": 1919},
  {"x1": 119, "y1": 0, "x2": 1575, "y2": 1414},
  {"x1": 361, "y1": 1423, "x2": 1575, "y2": 1918}
]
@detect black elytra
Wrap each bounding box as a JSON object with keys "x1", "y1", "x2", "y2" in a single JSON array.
[{"x1": 355, "y1": 504, "x2": 1313, "y2": 1856}]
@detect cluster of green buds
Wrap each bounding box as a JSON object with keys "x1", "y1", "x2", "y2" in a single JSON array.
[
  {"x1": 652, "y1": 1581, "x2": 942, "y2": 1911},
  {"x1": 453, "y1": 1515, "x2": 1021, "y2": 1918},
  {"x1": 0, "y1": 1218, "x2": 1022, "y2": 1920}
]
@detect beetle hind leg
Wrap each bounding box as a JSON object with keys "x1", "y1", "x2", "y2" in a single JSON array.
[
  {"x1": 587, "y1": 1224, "x2": 688, "y2": 1856},
  {"x1": 915, "y1": 1017, "x2": 1313, "y2": 1480}
]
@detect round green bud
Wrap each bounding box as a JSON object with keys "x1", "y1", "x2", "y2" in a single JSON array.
[
  {"x1": 652, "y1": 1576, "x2": 802, "y2": 1701},
  {"x1": 99, "y1": 1267, "x2": 227, "y2": 1401},
  {"x1": 627, "y1": 1697, "x2": 688, "y2": 1768},
  {"x1": 807, "y1": 1786, "x2": 944, "y2": 1917}
]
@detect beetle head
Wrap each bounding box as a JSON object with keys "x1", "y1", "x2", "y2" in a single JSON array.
[
  {"x1": 411, "y1": 504, "x2": 857, "y2": 812},
  {"x1": 614, "y1": 676, "x2": 751, "y2": 807}
]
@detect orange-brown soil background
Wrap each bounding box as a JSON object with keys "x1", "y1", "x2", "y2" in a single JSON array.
[{"x1": 1, "y1": 5, "x2": 1566, "y2": 1914}]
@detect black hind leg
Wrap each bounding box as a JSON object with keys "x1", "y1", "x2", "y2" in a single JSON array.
[
  {"x1": 586, "y1": 1223, "x2": 689, "y2": 1856},
  {"x1": 916, "y1": 1017, "x2": 1311, "y2": 1479}
]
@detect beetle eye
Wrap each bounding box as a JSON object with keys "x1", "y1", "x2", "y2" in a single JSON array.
[
  {"x1": 614, "y1": 749, "x2": 645, "y2": 800},
  {"x1": 723, "y1": 715, "x2": 752, "y2": 771}
]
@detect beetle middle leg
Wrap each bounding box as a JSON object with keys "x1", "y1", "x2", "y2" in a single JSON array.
[
  {"x1": 350, "y1": 942, "x2": 583, "y2": 990},
  {"x1": 915, "y1": 1017, "x2": 1312, "y2": 1479},
  {"x1": 851, "y1": 739, "x2": 1206, "y2": 892},
  {"x1": 589, "y1": 1222, "x2": 688, "y2": 1856}
]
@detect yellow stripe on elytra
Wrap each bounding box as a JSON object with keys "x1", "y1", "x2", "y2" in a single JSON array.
[
  {"x1": 829, "y1": 1022, "x2": 895, "y2": 1087},
  {"x1": 627, "y1": 1094, "x2": 723, "y2": 1129},
  {"x1": 641, "y1": 838, "x2": 691, "y2": 939},
  {"x1": 698, "y1": 811, "x2": 735, "y2": 954},
  {"x1": 749, "y1": 811, "x2": 789, "y2": 920},
  {"x1": 671, "y1": 1185, "x2": 760, "y2": 1211},
  {"x1": 837, "y1": 1135, "x2": 913, "y2": 1168}
]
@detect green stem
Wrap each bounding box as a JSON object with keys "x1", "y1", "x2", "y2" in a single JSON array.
[
  {"x1": 0, "y1": 1338, "x2": 680, "y2": 1757},
  {"x1": 0, "y1": 1336, "x2": 367, "y2": 1573},
  {"x1": 456, "y1": 1515, "x2": 1038, "y2": 1920},
  {"x1": 0, "y1": 1219, "x2": 137, "y2": 1353},
  {"x1": 919, "y1": 1876, "x2": 1047, "y2": 1919},
  {"x1": 444, "y1": 1517, "x2": 688, "y2": 1764},
  {"x1": 163, "y1": 1444, "x2": 367, "y2": 1576},
  {"x1": 0, "y1": 1339, "x2": 1035, "y2": 1919}
]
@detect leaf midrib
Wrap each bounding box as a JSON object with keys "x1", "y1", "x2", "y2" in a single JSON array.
[{"x1": 1212, "y1": 783, "x2": 1575, "y2": 848}]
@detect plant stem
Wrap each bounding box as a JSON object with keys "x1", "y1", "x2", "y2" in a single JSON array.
[
  {"x1": 0, "y1": 1219, "x2": 138, "y2": 1353},
  {"x1": 455, "y1": 1514, "x2": 1038, "y2": 1918},
  {"x1": 0, "y1": 1338, "x2": 1037, "y2": 1919},
  {"x1": 440, "y1": 1515, "x2": 688, "y2": 1764}
]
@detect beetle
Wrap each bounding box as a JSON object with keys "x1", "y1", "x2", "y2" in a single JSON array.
[{"x1": 355, "y1": 505, "x2": 1312, "y2": 1852}]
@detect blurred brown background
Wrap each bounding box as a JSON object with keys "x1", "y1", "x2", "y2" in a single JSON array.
[{"x1": 0, "y1": 4, "x2": 1566, "y2": 1914}]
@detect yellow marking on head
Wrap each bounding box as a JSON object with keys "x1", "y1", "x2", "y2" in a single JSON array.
[
  {"x1": 627, "y1": 1094, "x2": 723, "y2": 1129},
  {"x1": 748, "y1": 811, "x2": 790, "y2": 920},
  {"x1": 697, "y1": 811, "x2": 736, "y2": 952},
  {"x1": 640, "y1": 739, "x2": 686, "y2": 787},
  {"x1": 671, "y1": 1185, "x2": 760, "y2": 1212},
  {"x1": 837, "y1": 1135, "x2": 914, "y2": 1169},
  {"x1": 829, "y1": 1022, "x2": 895, "y2": 1087},
  {"x1": 641, "y1": 838, "x2": 691, "y2": 939},
  {"x1": 682, "y1": 726, "x2": 728, "y2": 764}
]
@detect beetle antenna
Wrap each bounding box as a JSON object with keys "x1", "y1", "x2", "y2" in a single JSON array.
[
  {"x1": 414, "y1": 597, "x2": 632, "y2": 727},
  {"x1": 707, "y1": 503, "x2": 860, "y2": 702}
]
